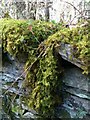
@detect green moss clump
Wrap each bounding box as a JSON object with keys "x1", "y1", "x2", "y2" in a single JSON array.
[
  {"x1": 23, "y1": 42, "x2": 62, "y2": 118},
  {"x1": 45, "y1": 22, "x2": 90, "y2": 74},
  {"x1": 0, "y1": 18, "x2": 62, "y2": 57}
]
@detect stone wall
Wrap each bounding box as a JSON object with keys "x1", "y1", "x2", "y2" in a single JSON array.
[
  {"x1": 0, "y1": 0, "x2": 90, "y2": 23},
  {"x1": 0, "y1": 0, "x2": 52, "y2": 20}
]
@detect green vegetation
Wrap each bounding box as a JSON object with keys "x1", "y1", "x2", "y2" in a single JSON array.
[
  {"x1": 0, "y1": 18, "x2": 62, "y2": 57},
  {"x1": 24, "y1": 21, "x2": 90, "y2": 117},
  {"x1": 45, "y1": 23, "x2": 90, "y2": 74},
  {"x1": 23, "y1": 41, "x2": 62, "y2": 118},
  {"x1": 1, "y1": 18, "x2": 90, "y2": 118}
]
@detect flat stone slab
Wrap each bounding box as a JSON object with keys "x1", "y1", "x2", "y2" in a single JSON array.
[
  {"x1": 58, "y1": 43, "x2": 89, "y2": 73},
  {"x1": 62, "y1": 67, "x2": 90, "y2": 92},
  {"x1": 61, "y1": 64, "x2": 90, "y2": 115}
]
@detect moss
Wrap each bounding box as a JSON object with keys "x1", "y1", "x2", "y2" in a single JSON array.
[
  {"x1": 45, "y1": 22, "x2": 90, "y2": 73},
  {"x1": 23, "y1": 21, "x2": 90, "y2": 117},
  {"x1": 1, "y1": 18, "x2": 90, "y2": 118},
  {"x1": 23, "y1": 44, "x2": 62, "y2": 118},
  {"x1": 0, "y1": 18, "x2": 62, "y2": 57}
]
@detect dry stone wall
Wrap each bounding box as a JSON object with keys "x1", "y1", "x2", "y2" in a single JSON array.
[{"x1": 0, "y1": 0, "x2": 90, "y2": 24}]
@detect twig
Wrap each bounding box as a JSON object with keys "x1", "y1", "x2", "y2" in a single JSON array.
[
  {"x1": 3, "y1": 65, "x2": 30, "y2": 95},
  {"x1": 65, "y1": 1, "x2": 82, "y2": 15},
  {"x1": 61, "y1": 0, "x2": 87, "y2": 20}
]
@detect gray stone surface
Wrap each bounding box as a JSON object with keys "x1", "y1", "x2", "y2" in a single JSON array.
[
  {"x1": 62, "y1": 67, "x2": 90, "y2": 92},
  {"x1": 59, "y1": 43, "x2": 88, "y2": 72},
  {"x1": 61, "y1": 63, "x2": 90, "y2": 117}
]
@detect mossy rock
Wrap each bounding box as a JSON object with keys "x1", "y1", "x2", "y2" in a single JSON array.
[{"x1": 1, "y1": 18, "x2": 90, "y2": 118}]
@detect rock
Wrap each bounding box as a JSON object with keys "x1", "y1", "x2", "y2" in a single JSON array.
[
  {"x1": 1, "y1": 42, "x2": 90, "y2": 118},
  {"x1": 62, "y1": 67, "x2": 90, "y2": 92},
  {"x1": 64, "y1": 86, "x2": 90, "y2": 100},
  {"x1": 59, "y1": 43, "x2": 88, "y2": 71},
  {"x1": 23, "y1": 112, "x2": 36, "y2": 119},
  {"x1": 61, "y1": 61, "x2": 90, "y2": 118}
]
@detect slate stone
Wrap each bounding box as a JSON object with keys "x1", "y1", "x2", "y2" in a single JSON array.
[{"x1": 62, "y1": 67, "x2": 90, "y2": 92}]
